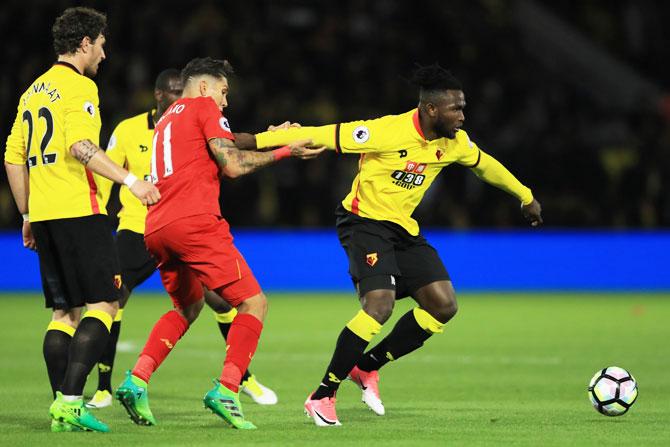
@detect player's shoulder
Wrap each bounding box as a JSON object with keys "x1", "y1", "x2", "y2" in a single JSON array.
[
  {"x1": 190, "y1": 95, "x2": 219, "y2": 110},
  {"x1": 454, "y1": 129, "x2": 475, "y2": 149},
  {"x1": 55, "y1": 66, "x2": 98, "y2": 96},
  {"x1": 360, "y1": 109, "x2": 418, "y2": 143},
  {"x1": 367, "y1": 109, "x2": 414, "y2": 126},
  {"x1": 115, "y1": 110, "x2": 152, "y2": 132}
]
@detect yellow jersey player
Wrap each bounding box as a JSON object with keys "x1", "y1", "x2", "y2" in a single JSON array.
[
  {"x1": 88, "y1": 69, "x2": 277, "y2": 409},
  {"x1": 3, "y1": 7, "x2": 159, "y2": 433},
  {"x1": 253, "y1": 64, "x2": 543, "y2": 426}
]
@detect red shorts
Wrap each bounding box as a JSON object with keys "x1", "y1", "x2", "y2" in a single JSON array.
[{"x1": 144, "y1": 214, "x2": 261, "y2": 308}]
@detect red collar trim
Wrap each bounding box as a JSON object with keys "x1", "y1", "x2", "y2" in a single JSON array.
[{"x1": 412, "y1": 108, "x2": 426, "y2": 140}]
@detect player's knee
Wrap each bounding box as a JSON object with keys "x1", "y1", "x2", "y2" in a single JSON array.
[
  {"x1": 181, "y1": 298, "x2": 205, "y2": 324},
  {"x1": 86, "y1": 301, "x2": 119, "y2": 321},
  {"x1": 415, "y1": 281, "x2": 458, "y2": 323},
  {"x1": 237, "y1": 292, "x2": 267, "y2": 322},
  {"x1": 204, "y1": 289, "x2": 233, "y2": 313},
  {"x1": 52, "y1": 308, "x2": 81, "y2": 329},
  {"x1": 361, "y1": 289, "x2": 395, "y2": 324},
  {"x1": 432, "y1": 298, "x2": 458, "y2": 323}
]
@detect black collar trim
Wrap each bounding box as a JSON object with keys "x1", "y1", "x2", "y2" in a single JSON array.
[
  {"x1": 147, "y1": 110, "x2": 156, "y2": 130},
  {"x1": 53, "y1": 61, "x2": 81, "y2": 75}
]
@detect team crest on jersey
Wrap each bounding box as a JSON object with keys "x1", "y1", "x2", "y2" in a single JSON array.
[
  {"x1": 353, "y1": 125, "x2": 370, "y2": 144},
  {"x1": 113, "y1": 274, "x2": 123, "y2": 289},
  {"x1": 366, "y1": 252, "x2": 378, "y2": 267},
  {"x1": 83, "y1": 101, "x2": 96, "y2": 117},
  {"x1": 436, "y1": 150, "x2": 444, "y2": 160},
  {"x1": 219, "y1": 117, "x2": 231, "y2": 132}
]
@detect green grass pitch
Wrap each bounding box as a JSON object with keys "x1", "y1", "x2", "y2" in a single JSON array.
[{"x1": 0, "y1": 292, "x2": 668, "y2": 446}]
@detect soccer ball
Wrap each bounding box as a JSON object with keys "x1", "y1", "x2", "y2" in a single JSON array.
[{"x1": 588, "y1": 366, "x2": 638, "y2": 416}]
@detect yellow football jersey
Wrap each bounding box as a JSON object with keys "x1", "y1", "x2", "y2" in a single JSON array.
[
  {"x1": 4, "y1": 62, "x2": 105, "y2": 222},
  {"x1": 256, "y1": 109, "x2": 532, "y2": 235},
  {"x1": 98, "y1": 110, "x2": 155, "y2": 234}
]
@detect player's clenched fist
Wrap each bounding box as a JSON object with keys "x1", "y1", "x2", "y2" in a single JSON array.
[{"x1": 130, "y1": 179, "x2": 161, "y2": 205}]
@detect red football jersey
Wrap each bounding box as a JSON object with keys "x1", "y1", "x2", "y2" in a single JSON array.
[{"x1": 146, "y1": 96, "x2": 234, "y2": 235}]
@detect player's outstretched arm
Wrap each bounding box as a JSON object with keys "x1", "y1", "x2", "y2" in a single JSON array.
[
  {"x1": 470, "y1": 150, "x2": 543, "y2": 226},
  {"x1": 70, "y1": 139, "x2": 161, "y2": 205},
  {"x1": 255, "y1": 124, "x2": 337, "y2": 150},
  {"x1": 208, "y1": 137, "x2": 325, "y2": 178},
  {"x1": 234, "y1": 122, "x2": 302, "y2": 151}
]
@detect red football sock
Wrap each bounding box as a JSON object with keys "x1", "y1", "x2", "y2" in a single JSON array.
[
  {"x1": 219, "y1": 313, "x2": 263, "y2": 392},
  {"x1": 132, "y1": 310, "x2": 189, "y2": 383}
]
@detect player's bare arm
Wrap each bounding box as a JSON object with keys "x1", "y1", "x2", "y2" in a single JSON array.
[
  {"x1": 70, "y1": 139, "x2": 161, "y2": 205},
  {"x1": 208, "y1": 137, "x2": 325, "y2": 178},
  {"x1": 4, "y1": 161, "x2": 36, "y2": 250},
  {"x1": 231, "y1": 133, "x2": 257, "y2": 150}
]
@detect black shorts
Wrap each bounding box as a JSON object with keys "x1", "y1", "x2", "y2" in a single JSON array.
[
  {"x1": 335, "y1": 205, "x2": 450, "y2": 299},
  {"x1": 31, "y1": 214, "x2": 122, "y2": 310},
  {"x1": 116, "y1": 229, "x2": 157, "y2": 291}
]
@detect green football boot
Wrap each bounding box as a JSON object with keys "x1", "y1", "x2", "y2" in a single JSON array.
[
  {"x1": 49, "y1": 392, "x2": 109, "y2": 432},
  {"x1": 115, "y1": 370, "x2": 157, "y2": 426},
  {"x1": 50, "y1": 419, "x2": 84, "y2": 432},
  {"x1": 203, "y1": 380, "x2": 257, "y2": 430}
]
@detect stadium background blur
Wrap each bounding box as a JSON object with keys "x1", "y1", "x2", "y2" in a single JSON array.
[
  {"x1": 1, "y1": 3, "x2": 669, "y2": 443},
  {"x1": 1, "y1": 0, "x2": 669, "y2": 231}
]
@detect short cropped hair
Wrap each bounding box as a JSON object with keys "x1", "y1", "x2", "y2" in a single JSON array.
[
  {"x1": 155, "y1": 68, "x2": 181, "y2": 91},
  {"x1": 411, "y1": 63, "x2": 462, "y2": 102},
  {"x1": 181, "y1": 57, "x2": 234, "y2": 85},
  {"x1": 52, "y1": 7, "x2": 107, "y2": 55}
]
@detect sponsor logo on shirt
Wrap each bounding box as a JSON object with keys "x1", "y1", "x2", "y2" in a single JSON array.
[{"x1": 390, "y1": 160, "x2": 426, "y2": 190}]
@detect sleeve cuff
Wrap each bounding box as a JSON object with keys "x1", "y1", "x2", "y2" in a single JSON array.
[{"x1": 520, "y1": 189, "x2": 534, "y2": 205}]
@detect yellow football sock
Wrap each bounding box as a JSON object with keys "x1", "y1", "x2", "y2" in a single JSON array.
[
  {"x1": 412, "y1": 307, "x2": 444, "y2": 334},
  {"x1": 346, "y1": 310, "x2": 382, "y2": 342},
  {"x1": 82, "y1": 309, "x2": 113, "y2": 332}
]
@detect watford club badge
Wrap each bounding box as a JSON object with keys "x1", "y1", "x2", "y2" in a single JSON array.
[
  {"x1": 366, "y1": 252, "x2": 378, "y2": 267},
  {"x1": 113, "y1": 274, "x2": 123, "y2": 289}
]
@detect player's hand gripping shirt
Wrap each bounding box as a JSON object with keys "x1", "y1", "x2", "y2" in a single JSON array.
[
  {"x1": 97, "y1": 110, "x2": 155, "y2": 234},
  {"x1": 256, "y1": 109, "x2": 533, "y2": 235},
  {"x1": 145, "y1": 97, "x2": 234, "y2": 235},
  {"x1": 4, "y1": 62, "x2": 105, "y2": 222}
]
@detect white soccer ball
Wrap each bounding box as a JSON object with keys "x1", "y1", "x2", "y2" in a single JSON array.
[{"x1": 588, "y1": 366, "x2": 638, "y2": 416}]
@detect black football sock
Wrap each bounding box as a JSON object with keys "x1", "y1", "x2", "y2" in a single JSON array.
[
  {"x1": 217, "y1": 320, "x2": 232, "y2": 339},
  {"x1": 312, "y1": 310, "x2": 382, "y2": 400},
  {"x1": 313, "y1": 327, "x2": 369, "y2": 400},
  {"x1": 97, "y1": 319, "x2": 122, "y2": 392},
  {"x1": 60, "y1": 313, "x2": 112, "y2": 396},
  {"x1": 43, "y1": 322, "x2": 74, "y2": 398},
  {"x1": 357, "y1": 309, "x2": 436, "y2": 372}
]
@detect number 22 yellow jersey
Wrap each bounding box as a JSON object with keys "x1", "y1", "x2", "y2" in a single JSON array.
[{"x1": 4, "y1": 62, "x2": 105, "y2": 222}]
